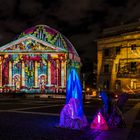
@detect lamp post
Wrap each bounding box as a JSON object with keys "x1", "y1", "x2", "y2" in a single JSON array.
[{"x1": 82, "y1": 73, "x2": 86, "y2": 102}]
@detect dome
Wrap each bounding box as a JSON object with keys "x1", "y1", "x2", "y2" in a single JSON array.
[{"x1": 18, "y1": 25, "x2": 79, "y2": 57}]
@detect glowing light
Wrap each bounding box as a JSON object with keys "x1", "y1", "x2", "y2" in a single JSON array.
[
  {"x1": 98, "y1": 113, "x2": 101, "y2": 123},
  {"x1": 86, "y1": 88, "x2": 90, "y2": 91},
  {"x1": 115, "y1": 94, "x2": 118, "y2": 98},
  {"x1": 90, "y1": 112, "x2": 109, "y2": 130},
  {"x1": 92, "y1": 91, "x2": 97, "y2": 97}
]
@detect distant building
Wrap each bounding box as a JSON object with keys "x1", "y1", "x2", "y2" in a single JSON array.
[
  {"x1": 0, "y1": 25, "x2": 81, "y2": 93},
  {"x1": 97, "y1": 22, "x2": 140, "y2": 93}
]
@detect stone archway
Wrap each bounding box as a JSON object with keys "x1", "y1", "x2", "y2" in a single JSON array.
[
  {"x1": 13, "y1": 74, "x2": 21, "y2": 91},
  {"x1": 38, "y1": 74, "x2": 47, "y2": 93}
]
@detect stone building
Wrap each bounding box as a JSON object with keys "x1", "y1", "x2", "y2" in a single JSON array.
[
  {"x1": 97, "y1": 22, "x2": 140, "y2": 93},
  {"x1": 0, "y1": 25, "x2": 81, "y2": 93}
]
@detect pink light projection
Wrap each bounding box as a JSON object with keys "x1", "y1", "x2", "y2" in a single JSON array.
[{"x1": 90, "y1": 112, "x2": 109, "y2": 130}]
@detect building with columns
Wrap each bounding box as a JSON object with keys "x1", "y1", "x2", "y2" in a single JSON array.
[
  {"x1": 0, "y1": 25, "x2": 81, "y2": 93},
  {"x1": 97, "y1": 22, "x2": 140, "y2": 94}
]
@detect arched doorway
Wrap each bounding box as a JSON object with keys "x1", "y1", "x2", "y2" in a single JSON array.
[
  {"x1": 38, "y1": 74, "x2": 47, "y2": 93},
  {"x1": 130, "y1": 79, "x2": 137, "y2": 89},
  {"x1": 13, "y1": 74, "x2": 21, "y2": 91}
]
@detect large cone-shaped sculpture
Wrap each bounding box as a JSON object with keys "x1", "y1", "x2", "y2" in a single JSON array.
[{"x1": 59, "y1": 69, "x2": 88, "y2": 129}]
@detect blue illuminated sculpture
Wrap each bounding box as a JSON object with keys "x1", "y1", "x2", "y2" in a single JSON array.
[
  {"x1": 66, "y1": 69, "x2": 83, "y2": 117},
  {"x1": 100, "y1": 90, "x2": 112, "y2": 119},
  {"x1": 59, "y1": 69, "x2": 88, "y2": 129}
]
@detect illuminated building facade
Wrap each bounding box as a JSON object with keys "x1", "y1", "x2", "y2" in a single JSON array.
[
  {"x1": 97, "y1": 22, "x2": 140, "y2": 93},
  {"x1": 0, "y1": 25, "x2": 80, "y2": 93}
]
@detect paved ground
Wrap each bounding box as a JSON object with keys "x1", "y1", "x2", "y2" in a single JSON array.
[
  {"x1": 127, "y1": 103, "x2": 140, "y2": 140},
  {"x1": 95, "y1": 101, "x2": 140, "y2": 140},
  {"x1": 0, "y1": 96, "x2": 139, "y2": 140}
]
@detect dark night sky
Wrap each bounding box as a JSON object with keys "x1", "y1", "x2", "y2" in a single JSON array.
[{"x1": 0, "y1": 0, "x2": 140, "y2": 73}]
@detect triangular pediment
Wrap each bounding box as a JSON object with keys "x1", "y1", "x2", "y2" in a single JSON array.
[{"x1": 0, "y1": 35, "x2": 67, "y2": 53}]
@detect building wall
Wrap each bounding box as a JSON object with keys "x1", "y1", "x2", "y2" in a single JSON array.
[
  {"x1": 97, "y1": 30, "x2": 140, "y2": 93},
  {"x1": 0, "y1": 24, "x2": 81, "y2": 94}
]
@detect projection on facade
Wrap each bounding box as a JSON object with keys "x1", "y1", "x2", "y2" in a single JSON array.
[{"x1": 0, "y1": 25, "x2": 81, "y2": 93}]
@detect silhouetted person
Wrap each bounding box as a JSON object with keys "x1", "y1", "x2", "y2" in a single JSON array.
[{"x1": 117, "y1": 92, "x2": 128, "y2": 113}]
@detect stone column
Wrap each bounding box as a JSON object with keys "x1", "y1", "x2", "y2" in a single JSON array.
[
  {"x1": 34, "y1": 61, "x2": 38, "y2": 87},
  {"x1": 21, "y1": 61, "x2": 25, "y2": 86},
  {"x1": 56, "y1": 59, "x2": 59, "y2": 93},
  {"x1": 0, "y1": 56, "x2": 2, "y2": 87},
  {"x1": 63, "y1": 60, "x2": 66, "y2": 87},
  {"x1": 9, "y1": 61, "x2": 12, "y2": 85},
  {"x1": 61, "y1": 60, "x2": 64, "y2": 87},
  {"x1": 48, "y1": 60, "x2": 51, "y2": 85},
  {"x1": 56, "y1": 59, "x2": 59, "y2": 86}
]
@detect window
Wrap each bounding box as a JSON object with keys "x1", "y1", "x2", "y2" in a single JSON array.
[
  {"x1": 131, "y1": 44, "x2": 136, "y2": 50},
  {"x1": 115, "y1": 64, "x2": 118, "y2": 72},
  {"x1": 104, "y1": 80, "x2": 110, "y2": 90},
  {"x1": 103, "y1": 48, "x2": 110, "y2": 57},
  {"x1": 115, "y1": 46, "x2": 121, "y2": 54},
  {"x1": 130, "y1": 79, "x2": 137, "y2": 89},
  {"x1": 104, "y1": 64, "x2": 110, "y2": 73},
  {"x1": 130, "y1": 62, "x2": 137, "y2": 72},
  {"x1": 115, "y1": 80, "x2": 121, "y2": 90}
]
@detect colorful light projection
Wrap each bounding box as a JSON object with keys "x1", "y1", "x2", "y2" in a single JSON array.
[
  {"x1": 90, "y1": 112, "x2": 109, "y2": 130},
  {"x1": 0, "y1": 25, "x2": 81, "y2": 93},
  {"x1": 59, "y1": 69, "x2": 88, "y2": 129},
  {"x1": 0, "y1": 53, "x2": 66, "y2": 93}
]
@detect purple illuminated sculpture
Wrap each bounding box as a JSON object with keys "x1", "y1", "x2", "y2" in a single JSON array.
[
  {"x1": 59, "y1": 69, "x2": 88, "y2": 129},
  {"x1": 108, "y1": 92, "x2": 128, "y2": 128},
  {"x1": 99, "y1": 91, "x2": 127, "y2": 128}
]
